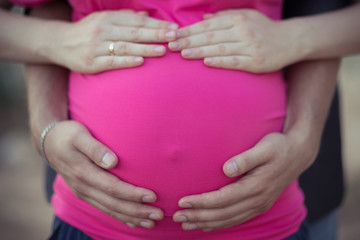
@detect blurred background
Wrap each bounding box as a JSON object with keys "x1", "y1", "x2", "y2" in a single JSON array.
[{"x1": 0, "y1": 56, "x2": 359, "y2": 239}]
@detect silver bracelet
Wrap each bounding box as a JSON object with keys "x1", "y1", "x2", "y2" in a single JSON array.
[{"x1": 40, "y1": 120, "x2": 59, "y2": 163}]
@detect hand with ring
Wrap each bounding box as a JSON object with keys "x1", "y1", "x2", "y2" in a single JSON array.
[{"x1": 49, "y1": 10, "x2": 178, "y2": 73}]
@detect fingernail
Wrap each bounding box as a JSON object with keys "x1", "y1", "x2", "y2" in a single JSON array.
[
  {"x1": 134, "y1": 57, "x2": 143, "y2": 63},
  {"x1": 154, "y1": 46, "x2": 165, "y2": 53},
  {"x1": 204, "y1": 57, "x2": 213, "y2": 65},
  {"x1": 180, "y1": 202, "x2": 192, "y2": 208},
  {"x1": 224, "y1": 160, "x2": 238, "y2": 177},
  {"x1": 102, "y1": 152, "x2": 116, "y2": 167},
  {"x1": 140, "y1": 221, "x2": 153, "y2": 229},
  {"x1": 184, "y1": 223, "x2": 198, "y2": 230},
  {"x1": 165, "y1": 31, "x2": 176, "y2": 39},
  {"x1": 174, "y1": 215, "x2": 187, "y2": 222},
  {"x1": 168, "y1": 23, "x2": 178, "y2": 30},
  {"x1": 126, "y1": 222, "x2": 136, "y2": 228},
  {"x1": 142, "y1": 195, "x2": 155, "y2": 202},
  {"x1": 149, "y1": 213, "x2": 162, "y2": 220},
  {"x1": 182, "y1": 49, "x2": 193, "y2": 56},
  {"x1": 169, "y1": 41, "x2": 180, "y2": 50},
  {"x1": 177, "y1": 31, "x2": 182, "y2": 38}
]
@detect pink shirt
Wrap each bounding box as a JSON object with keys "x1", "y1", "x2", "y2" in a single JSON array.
[{"x1": 13, "y1": 0, "x2": 306, "y2": 239}]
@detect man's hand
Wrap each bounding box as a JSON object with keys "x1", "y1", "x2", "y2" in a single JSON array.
[
  {"x1": 44, "y1": 120, "x2": 164, "y2": 229},
  {"x1": 169, "y1": 9, "x2": 300, "y2": 73},
  {"x1": 173, "y1": 132, "x2": 317, "y2": 231}
]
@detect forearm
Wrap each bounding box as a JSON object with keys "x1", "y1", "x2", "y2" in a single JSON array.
[
  {"x1": 283, "y1": 59, "x2": 339, "y2": 169},
  {"x1": 287, "y1": 3, "x2": 360, "y2": 61},
  {"x1": 0, "y1": 1, "x2": 71, "y2": 63},
  {"x1": 25, "y1": 1, "x2": 71, "y2": 153},
  {"x1": 26, "y1": 64, "x2": 69, "y2": 153}
]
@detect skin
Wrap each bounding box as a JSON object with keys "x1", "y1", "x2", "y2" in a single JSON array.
[
  {"x1": 168, "y1": 7, "x2": 360, "y2": 73},
  {"x1": 0, "y1": 0, "x2": 178, "y2": 73},
  {"x1": 173, "y1": 59, "x2": 339, "y2": 231},
  {"x1": 6, "y1": 0, "x2": 343, "y2": 231}
]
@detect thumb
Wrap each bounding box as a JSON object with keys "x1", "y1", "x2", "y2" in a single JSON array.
[
  {"x1": 223, "y1": 139, "x2": 270, "y2": 177},
  {"x1": 73, "y1": 128, "x2": 118, "y2": 169}
]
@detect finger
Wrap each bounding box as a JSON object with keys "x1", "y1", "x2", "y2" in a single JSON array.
[
  {"x1": 98, "y1": 42, "x2": 166, "y2": 57},
  {"x1": 66, "y1": 152, "x2": 158, "y2": 203},
  {"x1": 83, "y1": 196, "x2": 156, "y2": 229},
  {"x1": 181, "y1": 43, "x2": 248, "y2": 59},
  {"x1": 91, "y1": 56, "x2": 144, "y2": 72},
  {"x1": 204, "y1": 56, "x2": 260, "y2": 72},
  {"x1": 223, "y1": 138, "x2": 272, "y2": 177},
  {"x1": 76, "y1": 179, "x2": 164, "y2": 221},
  {"x1": 177, "y1": 16, "x2": 234, "y2": 38},
  {"x1": 181, "y1": 211, "x2": 255, "y2": 231},
  {"x1": 73, "y1": 129, "x2": 118, "y2": 169},
  {"x1": 107, "y1": 26, "x2": 177, "y2": 42},
  {"x1": 178, "y1": 179, "x2": 259, "y2": 209},
  {"x1": 110, "y1": 12, "x2": 178, "y2": 30},
  {"x1": 169, "y1": 29, "x2": 238, "y2": 51}
]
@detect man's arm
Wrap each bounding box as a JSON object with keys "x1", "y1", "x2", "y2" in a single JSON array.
[
  {"x1": 172, "y1": 59, "x2": 339, "y2": 230},
  {"x1": 25, "y1": 1, "x2": 164, "y2": 229}
]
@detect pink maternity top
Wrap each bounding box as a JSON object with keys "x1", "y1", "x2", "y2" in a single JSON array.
[{"x1": 13, "y1": 0, "x2": 306, "y2": 239}]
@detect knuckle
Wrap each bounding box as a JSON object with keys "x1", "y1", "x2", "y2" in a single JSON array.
[
  {"x1": 232, "y1": 13, "x2": 247, "y2": 23},
  {"x1": 205, "y1": 32, "x2": 215, "y2": 42},
  {"x1": 217, "y1": 44, "x2": 227, "y2": 54},
  {"x1": 179, "y1": 38, "x2": 190, "y2": 48},
  {"x1": 74, "y1": 170, "x2": 87, "y2": 182},
  {"x1": 252, "y1": 182, "x2": 266, "y2": 196},
  {"x1": 155, "y1": 29, "x2": 162, "y2": 41},
  {"x1": 201, "y1": 20, "x2": 211, "y2": 29},
  {"x1": 137, "y1": 15, "x2": 147, "y2": 27},
  {"x1": 104, "y1": 57, "x2": 117, "y2": 68},
  {"x1": 118, "y1": 42, "x2": 128, "y2": 55},
  {"x1": 131, "y1": 28, "x2": 141, "y2": 41},
  {"x1": 231, "y1": 57, "x2": 240, "y2": 67}
]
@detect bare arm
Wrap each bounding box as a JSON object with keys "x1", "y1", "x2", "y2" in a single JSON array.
[
  {"x1": 25, "y1": 1, "x2": 165, "y2": 229},
  {"x1": 169, "y1": 6, "x2": 359, "y2": 73},
  {"x1": 173, "y1": 59, "x2": 338, "y2": 230},
  {"x1": 0, "y1": 0, "x2": 177, "y2": 73},
  {"x1": 290, "y1": 3, "x2": 360, "y2": 60}
]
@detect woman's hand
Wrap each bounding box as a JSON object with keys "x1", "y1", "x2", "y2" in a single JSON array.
[
  {"x1": 169, "y1": 9, "x2": 299, "y2": 73},
  {"x1": 173, "y1": 132, "x2": 318, "y2": 231},
  {"x1": 44, "y1": 120, "x2": 164, "y2": 229},
  {"x1": 49, "y1": 10, "x2": 178, "y2": 73}
]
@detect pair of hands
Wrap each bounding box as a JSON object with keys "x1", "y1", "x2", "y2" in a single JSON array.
[
  {"x1": 54, "y1": 9, "x2": 296, "y2": 74},
  {"x1": 43, "y1": 9, "x2": 316, "y2": 231},
  {"x1": 45, "y1": 120, "x2": 317, "y2": 231}
]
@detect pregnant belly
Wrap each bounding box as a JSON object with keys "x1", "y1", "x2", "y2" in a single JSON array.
[{"x1": 68, "y1": 52, "x2": 286, "y2": 216}]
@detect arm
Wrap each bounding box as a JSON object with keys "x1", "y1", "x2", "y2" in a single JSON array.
[
  {"x1": 25, "y1": 1, "x2": 165, "y2": 229},
  {"x1": 169, "y1": 5, "x2": 359, "y2": 73},
  {"x1": 172, "y1": 60, "x2": 339, "y2": 230},
  {"x1": 0, "y1": 0, "x2": 177, "y2": 73},
  {"x1": 290, "y1": 3, "x2": 360, "y2": 60}
]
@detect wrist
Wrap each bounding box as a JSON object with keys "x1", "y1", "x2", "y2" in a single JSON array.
[{"x1": 283, "y1": 17, "x2": 313, "y2": 62}]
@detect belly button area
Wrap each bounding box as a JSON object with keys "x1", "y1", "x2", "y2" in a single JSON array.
[{"x1": 166, "y1": 145, "x2": 182, "y2": 162}]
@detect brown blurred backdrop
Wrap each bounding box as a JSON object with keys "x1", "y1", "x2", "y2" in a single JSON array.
[{"x1": 0, "y1": 56, "x2": 359, "y2": 239}]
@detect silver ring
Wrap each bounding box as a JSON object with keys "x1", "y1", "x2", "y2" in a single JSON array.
[{"x1": 108, "y1": 42, "x2": 115, "y2": 56}]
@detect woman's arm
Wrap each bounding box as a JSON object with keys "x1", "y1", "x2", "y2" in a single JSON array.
[
  {"x1": 169, "y1": 5, "x2": 359, "y2": 73},
  {"x1": 0, "y1": 0, "x2": 177, "y2": 73},
  {"x1": 291, "y1": 3, "x2": 360, "y2": 60}
]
